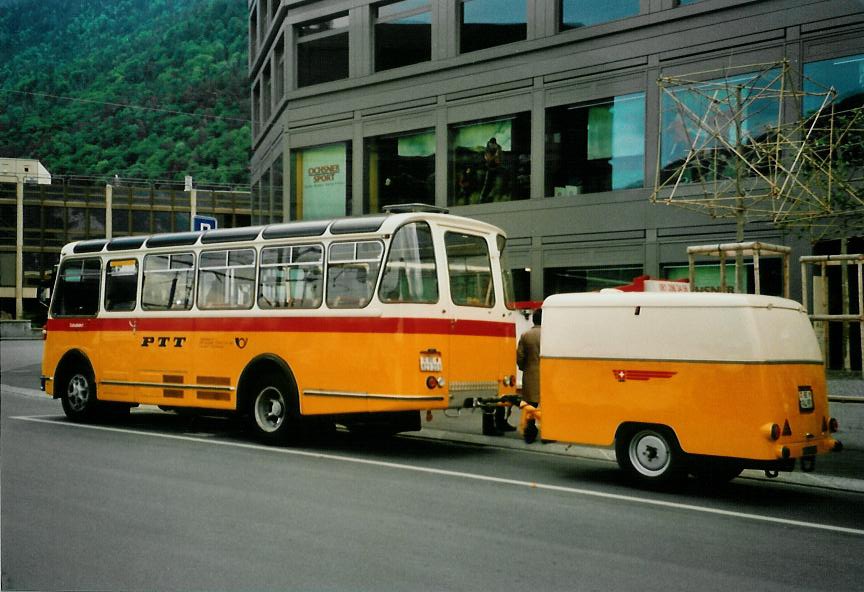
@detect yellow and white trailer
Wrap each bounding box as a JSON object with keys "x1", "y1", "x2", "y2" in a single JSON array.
[{"x1": 540, "y1": 292, "x2": 842, "y2": 484}]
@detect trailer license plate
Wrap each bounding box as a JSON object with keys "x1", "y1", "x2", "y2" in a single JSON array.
[
  {"x1": 798, "y1": 387, "x2": 814, "y2": 411},
  {"x1": 420, "y1": 354, "x2": 442, "y2": 372}
]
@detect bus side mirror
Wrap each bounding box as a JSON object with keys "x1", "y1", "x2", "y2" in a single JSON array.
[{"x1": 38, "y1": 287, "x2": 51, "y2": 308}]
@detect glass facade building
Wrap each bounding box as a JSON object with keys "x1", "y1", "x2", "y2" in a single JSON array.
[{"x1": 248, "y1": 0, "x2": 863, "y2": 311}]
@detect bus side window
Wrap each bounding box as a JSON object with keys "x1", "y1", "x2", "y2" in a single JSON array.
[
  {"x1": 105, "y1": 258, "x2": 139, "y2": 312},
  {"x1": 198, "y1": 248, "x2": 256, "y2": 310},
  {"x1": 326, "y1": 241, "x2": 384, "y2": 309},
  {"x1": 445, "y1": 232, "x2": 495, "y2": 308},
  {"x1": 51, "y1": 258, "x2": 102, "y2": 317},
  {"x1": 259, "y1": 244, "x2": 324, "y2": 309},
  {"x1": 379, "y1": 222, "x2": 439, "y2": 304},
  {"x1": 142, "y1": 253, "x2": 195, "y2": 311}
]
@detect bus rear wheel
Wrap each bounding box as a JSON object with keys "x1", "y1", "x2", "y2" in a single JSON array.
[
  {"x1": 249, "y1": 374, "x2": 298, "y2": 444},
  {"x1": 60, "y1": 365, "x2": 100, "y2": 421},
  {"x1": 616, "y1": 426, "x2": 685, "y2": 485}
]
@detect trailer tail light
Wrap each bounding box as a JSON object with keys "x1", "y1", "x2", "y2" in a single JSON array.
[
  {"x1": 502, "y1": 375, "x2": 516, "y2": 387},
  {"x1": 767, "y1": 423, "x2": 781, "y2": 441},
  {"x1": 42, "y1": 328, "x2": 47, "y2": 340},
  {"x1": 426, "y1": 376, "x2": 444, "y2": 389},
  {"x1": 782, "y1": 420, "x2": 792, "y2": 436},
  {"x1": 829, "y1": 417, "x2": 839, "y2": 433}
]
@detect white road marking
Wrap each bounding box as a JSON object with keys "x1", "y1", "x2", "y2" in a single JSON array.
[{"x1": 10, "y1": 414, "x2": 864, "y2": 537}]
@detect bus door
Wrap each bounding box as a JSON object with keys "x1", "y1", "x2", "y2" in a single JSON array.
[
  {"x1": 99, "y1": 257, "x2": 142, "y2": 402},
  {"x1": 135, "y1": 252, "x2": 197, "y2": 405},
  {"x1": 442, "y1": 231, "x2": 501, "y2": 407}
]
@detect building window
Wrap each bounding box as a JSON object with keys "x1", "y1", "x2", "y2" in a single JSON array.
[
  {"x1": 365, "y1": 129, "x2": 435, "y2": 213},
  {"x1": 659, "y1": 68, "x2": 781, "y2": 184},
  {"x1": 252, "y1": 80, "x2": 261, "y2": 137},
  {"x1": 460, "y1": 0, "x2": 526, "y2": 54},
  {"x1": 560, "y1": 0, "x2": 639, "y2": 31},
  {"x1": 448, "y1": 113, "x2": 531, "y2": 205},
  {"x1": 274, "y1": 35, "x2": 285, "y2": 102},
  {"x1": 250, "y1": 7, "x2": 258, "y2": 56},
  {"x1": 296, "y1": 14, "x2": 349, "y2": 87},
  {"x1": 375, "y1": 0, "x2": 432, "y2": 72},
  {"x1": 544, "y1": 264, "x2": 642, "y2": 296},
  {"x1": 803, "y1": 53, "x2": 864, "y2": 175},
  {"x1": 546, "y1": 92, "x2": 645, "y2": 196},
  {"x1": 291, "y1": 142, "x2": 352, "y2": 220},
  {"x1": 263, "y1": 62, "x2": 272, "y2": 122},
  {"x1": 272, "y1": 155, "x2": 284, "y2": 223}
]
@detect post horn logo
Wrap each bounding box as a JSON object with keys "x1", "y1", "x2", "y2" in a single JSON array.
[{"x1": 235, "y1": 337, "x2": 248, "y2": 349}]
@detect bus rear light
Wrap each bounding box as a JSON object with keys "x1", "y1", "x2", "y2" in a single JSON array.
[
  {"x1": 426, "y1": 376, "x2": 445, "y2": 389},
  {"x1": 829, "y1": 417, "x2": 839, "y2": 433}
]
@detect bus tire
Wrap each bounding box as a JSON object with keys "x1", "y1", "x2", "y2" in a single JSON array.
[
  {"x1": 615, "y1": 425, "x2": 685, "y2": 485},
  {"x1": 59, "y1": 363, "x2": 100, "y2": 422},
  {"x1": 248, "y1": 373, "x2": 298, "y2": 444}
]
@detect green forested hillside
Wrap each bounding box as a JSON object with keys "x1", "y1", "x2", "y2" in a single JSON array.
[{"x1": 0, "y1": 0, "x2": 250, "y2": 185}]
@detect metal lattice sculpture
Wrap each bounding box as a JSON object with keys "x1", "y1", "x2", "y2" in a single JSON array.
[{"x1": 652, "y1": 60, "x2": 864, "y2": 241}]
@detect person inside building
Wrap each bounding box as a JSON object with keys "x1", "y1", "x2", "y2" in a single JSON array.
[{"x1": 517, "y1": 308, "x2": 542, "y2": 443}]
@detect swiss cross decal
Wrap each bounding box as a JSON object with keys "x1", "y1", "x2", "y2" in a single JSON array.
[{"x1": 613, "y1": 370, "x2": 677, "y2": 382}]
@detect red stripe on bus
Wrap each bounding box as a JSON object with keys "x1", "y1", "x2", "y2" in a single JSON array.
[{"x1": 45, "y1": 316, "x2": 516, "y2": 338}]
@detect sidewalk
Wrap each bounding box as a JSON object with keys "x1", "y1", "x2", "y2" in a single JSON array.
[{"x1": 412, "y1": 381, "x2": 864, "y2": 494}]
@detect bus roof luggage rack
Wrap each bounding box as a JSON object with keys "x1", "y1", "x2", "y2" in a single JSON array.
[{"x1": 382, "y1": 203, "x2": 449, "y2": 214}]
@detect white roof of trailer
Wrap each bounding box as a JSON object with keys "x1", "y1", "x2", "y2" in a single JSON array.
[{"x1": 544, "y1": 291, "x2": 805, "y2": 312}]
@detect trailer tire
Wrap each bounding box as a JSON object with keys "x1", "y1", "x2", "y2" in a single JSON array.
[{"x1": 616, "y1": 425, "x2": 685, "y2": 485}]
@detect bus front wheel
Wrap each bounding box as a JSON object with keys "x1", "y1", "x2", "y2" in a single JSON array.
[
  {"x1": 60, "y1": 365, "x2": 100, "y2": 421},
  {"x1": 249, "y1": 374, "x2": 298, "y2": 444},
  {"x1": 616, "y1": 426, "x2": 685, "y2": 485}
]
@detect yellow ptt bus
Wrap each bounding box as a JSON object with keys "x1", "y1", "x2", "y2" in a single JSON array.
[{"x1": 41, "y1": 208, "x2": 518, "y2": 442}]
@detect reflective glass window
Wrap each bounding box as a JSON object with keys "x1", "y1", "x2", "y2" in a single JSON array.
[
  {"x1": 375, "y1": 0, "x2": 432, "y2": 72},
  {"x1": 560, "y1": 0, "x2": 639, "y2": 31},
  {"x1": 297, "y1": 14, "x2": 349, "y2": 87},
  {"x1": 544, "y1": 264, "x2": 642, "y2": 296},
  {"x1": 448, "y1": 113, "x2": 531, "y2": 205},
  {"x1": 365, "y1": 129, "x2": 435, "y2": 213},
  {"x1": 659, "y1": 68, "x2": 781, "y2": 184},
  {"x1": 546, "y1": 93, "x2": 645, "y2": 195},
  {"x1": 460, "y1": 0, "x2": 526, "y2": 54}
]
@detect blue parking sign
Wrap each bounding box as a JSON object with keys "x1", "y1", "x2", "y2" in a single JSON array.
[{"x1": 193, "y1": 215, "x2": 218, "y2": 232}]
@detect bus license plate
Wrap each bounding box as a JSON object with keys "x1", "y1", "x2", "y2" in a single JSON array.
[
  {"x1": 420, "y1": 354, "x2": 442, "y2": 372},
  {"x1": 798, "y1": 387, "x2": 814, "y2": 411}
]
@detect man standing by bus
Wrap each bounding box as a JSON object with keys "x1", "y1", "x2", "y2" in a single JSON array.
[{"x1": 517, "y1": 309, "x2": 541, "y2": 443}]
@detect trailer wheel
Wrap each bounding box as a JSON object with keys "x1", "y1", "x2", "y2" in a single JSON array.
[{"x1": 616, "y1": 426, "x2": 684, "y2": 485}]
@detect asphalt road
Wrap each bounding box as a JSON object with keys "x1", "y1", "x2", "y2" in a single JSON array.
[{"x1": 2, "y1": 341, "x2": 864, "y2": 591}]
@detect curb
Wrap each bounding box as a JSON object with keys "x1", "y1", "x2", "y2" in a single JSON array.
[{"x1": 406, "y1": 427, "x2": 864, "y2": 494}]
